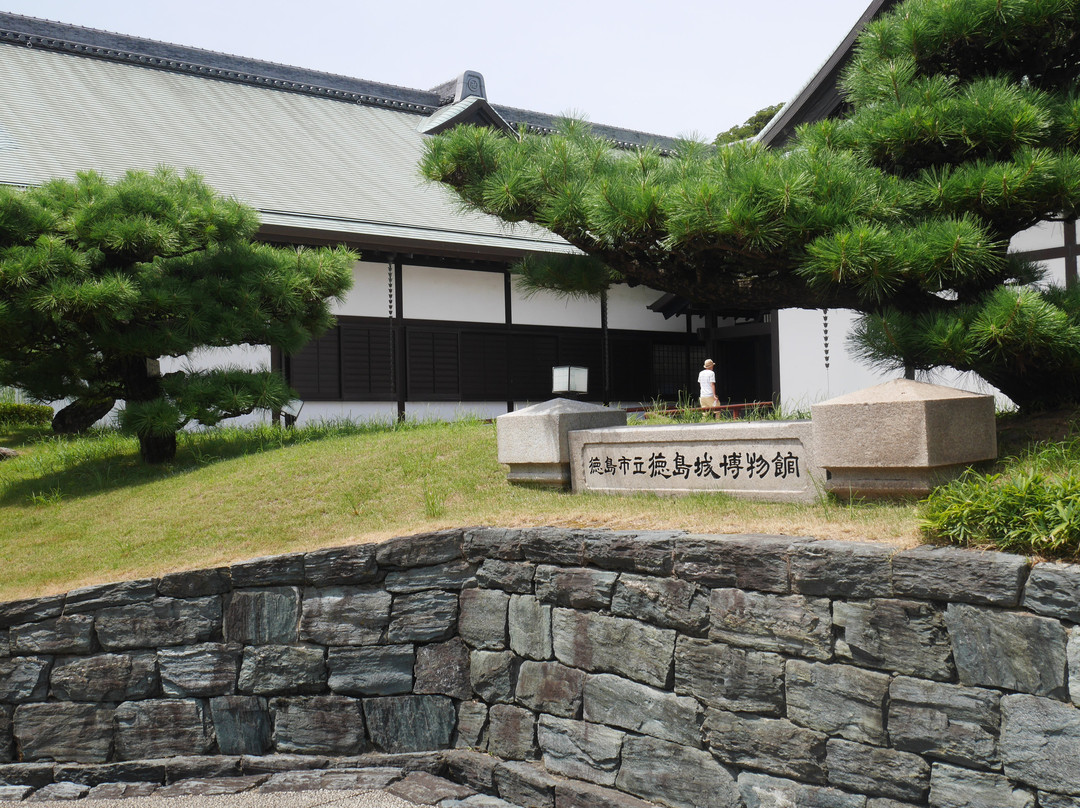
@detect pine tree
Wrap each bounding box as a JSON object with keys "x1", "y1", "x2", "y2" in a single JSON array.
[
  {"x1": 0, "y1": 168, "x2": 354, "y2": 462},
  {"x1": 421, "y1": 0, "x2": 1080, "y2": 411}
]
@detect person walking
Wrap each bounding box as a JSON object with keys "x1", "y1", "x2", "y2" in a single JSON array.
[{"x1": 698, "y1": 359, "x2": 719, "y2": 409}]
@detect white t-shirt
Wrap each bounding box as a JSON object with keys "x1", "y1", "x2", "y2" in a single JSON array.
[{"x1": 698, "y1": 368, "x2": 716, "y2": 398}]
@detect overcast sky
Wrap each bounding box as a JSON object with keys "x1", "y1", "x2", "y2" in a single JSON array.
[{"x1": 2, "y1": 0, "x2": 873, "y2": 138}]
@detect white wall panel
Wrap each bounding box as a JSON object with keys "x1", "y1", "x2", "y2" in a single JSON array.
[
  {"x1": 159, "y1": 344, "x2": 272, "y2": 374},
  {"x1": 405, "y1": 401, "x2": 507, "y2": 420},
  {"x1": 511, "y1": 285, "x2": 600, "y2": 328},
  {"x1": 606, "y1": 284, "x2": 689, "y2": 332},
  {"x1": 334, "y1": 260, "x2": 395, "y2": 318},
  {"x1": 403, "y1": 266, "x2": 505, "y2": 323},
  {"x1": 294, "y1": 402, "x2": 399, "y2": 425},
  {"x1": 1011, "y1": 220, "x2": 1065, "y2": 252}
]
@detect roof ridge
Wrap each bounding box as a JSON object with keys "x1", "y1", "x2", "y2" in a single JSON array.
[{"x1": 0, "y1": 11, "x2": 442, "y2": 114}]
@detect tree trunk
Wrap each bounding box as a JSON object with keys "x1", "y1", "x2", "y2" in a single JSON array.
[
  {"x1": 138, "y1": 432, "x2": 177, "y2": 464},
  {"x1": 51, "y1": 398, "x2": 116, "y2": 434}
]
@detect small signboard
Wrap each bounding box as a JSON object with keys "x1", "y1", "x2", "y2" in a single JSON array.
[{"x1": 568, "y1": 421, "x2": 820, "y2": 502}]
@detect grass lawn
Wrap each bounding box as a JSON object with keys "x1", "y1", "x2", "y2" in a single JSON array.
[{"x1": 0, "y1": 418, "x2": 923, "y2": 602}]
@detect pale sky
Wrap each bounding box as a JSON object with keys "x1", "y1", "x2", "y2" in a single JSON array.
[{"x1": 1, "y1": 0, "x2": 873, "y2": 138}]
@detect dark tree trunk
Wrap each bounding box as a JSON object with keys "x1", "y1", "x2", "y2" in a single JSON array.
[
  {"x1": 51, "y1": 399, "x2": 116, "y2": 434},
  {"x1": 138, "y1": 432, "x2": 177, "y2": 464}
]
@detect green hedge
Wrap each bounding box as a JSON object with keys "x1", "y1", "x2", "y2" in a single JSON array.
[
  {"x1": 921, "y1": 470, "x2": 1080, "y2": 559},
  {"x1": 0, "y1": 402, "x2": 53, "y2": 426}
]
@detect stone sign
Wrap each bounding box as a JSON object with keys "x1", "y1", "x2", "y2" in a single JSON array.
[{"x1": 568, "y1": 421, "x2": 820, "y2": 503}]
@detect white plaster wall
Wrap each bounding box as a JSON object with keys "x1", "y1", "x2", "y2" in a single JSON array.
[
  {"x1": 606, "y1": 284, "x2": 694, "y2": 332},
  {"x1": 510, "y1": 284, "x2": 600, "y2": 328},
  {"x1": 1031, "y1": 257, "x2": 1067, "y2": 289},
  {"x1": 405, "y1": 401, "x2": 507, "y2": 420},
  {"x1": 159, "y1": 344, "x2": 271, "y2": 374},
  {"x1": 777, "y1": 308, "x2": 893, "y2": 409},
  {"x1": 334, "y1": 260, "x2": 396, "y2": 318},
  {"x1": 1010, "y1": 220, "x2": 1065, "y2": 253},
  {"x1": 403, "y1": 266, "x2": 505, "y2": 323},
  {"x1": 293, "y1": 401, "x2": 399, "y2": 425}
]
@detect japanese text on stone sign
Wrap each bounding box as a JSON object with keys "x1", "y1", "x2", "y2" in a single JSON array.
[{"x1": 587, "y1": 450, "x2": 801, "y2": 480}]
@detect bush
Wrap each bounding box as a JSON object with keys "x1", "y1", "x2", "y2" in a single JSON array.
[
  {"x1": 0, "y1": 402, "x2": 52, "y2": 427},
  {"x1": 921, "y1": 470, "x2": 1080, "y2": 559}
]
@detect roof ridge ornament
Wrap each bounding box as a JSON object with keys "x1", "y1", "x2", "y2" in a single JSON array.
[{"x1": 429, "y1": 70, "x2": 486, "y2": 106}]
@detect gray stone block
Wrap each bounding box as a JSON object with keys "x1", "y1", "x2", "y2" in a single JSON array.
[
  {"x1": 786, "y1": 660, "x2": 890, "y2": 746},
  {"x1": 415, "y1": 637, "x2": 471, "y2": 699},
  {"x1": 154, "y1": 775, "x2": 270, "y2": 798},
  {"x1": 946, "y1": 603, "x2": 1068, "y2": 697},
  {"x1": 53, "y1": 759, "x2": 167, "y2": 785},
  {"x1": 537, "y1": 715, "x2": 622, "y2": 785},
  {"x1": 791, "y1": 540, "x2": 894, "y2": 598},
  {"x1": 230, "y1": 552, "x2": 305, "y2": 587},
  {"x1": 888, "y1": 675, "x2": 1000, "y2": 769},
  {"x1": 210, "y1": 695, "x2": 271, "y2": 755},
  {"x1": 159, "y1": 643, "x2": 241, "y2": 697},
  {"x1": 516, "y1": 660, "x2": 586, "y2": 719},
  {"x1": 0, "y1": 785, "x2": 32, "y2": 800},
  {"x1": 1041, "y1": 794, "x2": 1080, "y2": 808},
  {"x1": 812, "y1": 379, "x2": 996, "y2": 499},
  {"x1": 826, "y1": 738, "x2": 930, "y2": 803},
  {"x1": 14, "y1": 702, "x2": 113, "y2": 762},
  {"x1": 488, "y1": 703, "x2": 536, "y2": 761},
  {"x1": 553, "y1": 778, "x2": 660, "y2": 808},
  {"x1": 582, "y1": 673, "x2": 702, "y2": 747},
  {"x1": 610, "y1": 573, "x2": 708, "y2": 634},
  {"x1": 471, "y1": 650, "x2": 520, "y2": 703},
  {"x1": 535, "y1": 566, "x2": 617, "y2": 610},
  {"x1": 363, "y1": 695, "x2": 456, "y2": 753},
  {"x1": 386, "y1": 771, "x2": 475, "y2": 805},
  {"x1": 928, "y1": 762, "x2": 1035, "y2": 808},
  {"x1": 50, "y1": 652, "x2": 157, "y2": 701},
  {"x1": 258, "y1": 767, "x2": 398, "y2": 791},
  {"x1": 0, "y1": 631, "x2": 7, "y2": 658},
  {"x1": 1070, "y1": 627, "x2": 1080, "y2": 708},
  {"x1": 114, "y1": 698, "x2": 214, "y2": 760},
  {"x1": 674, "y1": 636, "x2": 784, "y2": 715},
  {"x1": 509, "y1": 595, "x2": 552, "y2": 661},
  {"x1": 710, "y1": 589, "x2": 832, "y2": 660},
  {"x1": 63, "y1": 579, "x2": 158, "y2": 613},
  {"x1": 493, "y1": 760, "x2": 558, "y2": 808},
  {"x1": 10, "y1": 614, "x2": 94, "y2": 655},
  {"x1": 95, "y1": 596, "x2": 221, "y2": 650},
  {"x1": 1024, "y1": 562, "x2": 1080, "y2": 622},
  {"x1": 237, "y1": 644, "x2": 326, "y2": 696},
  {"x1": 0, "y1": 762, "x2": 54, "y2": 787},
  {"x1": 444, "y1": 749, "x2": 499, "y2": 790},
  {"x1": 299, "y1": 586, "x2": 391, "y2": 646},
  {"x1": 327, "y1": 645, "x2": 414, "y2": 696},
  {"x1": 86, "y1": 783, "x2": 160, "y2": 799},
  {"x1": 552, "y1": 609, "x2": 675, "y2": 688},
  {"x1": 616, "y1": 735, "x2": 740, "y2": 808},
  {"x1": 498, "y1": 398, "x2": 627, "y2": 489},
  {"x1": 0, "y1": 705, "x2": 11, "y2": 763},
  {"x1": 834, "y1": 599, "x2": 954, "y2": 680},
  {"x1": 26, "y1": 781, "x2": 90, "y2": 801},
  {"x1": 582, "y1": 531, "x2": 678, "y2": 576},
  {"x1": 675, "y1": 534, "x2": 805, "y2": 593},
  {"x1": 0, "y1": 596, "x2": 63, "y2": 629},
  {"x1": 238, "y1": 753, "x2": 330, "y2": 774},
  {"x1": 157, "y1": 567, "x2": 231, "y2": 598},
  {"x1": 165, "y1": 755, "x2": 242, "y2": 781},
  {"x1": 476, "y1": 559, "x2": 536, "y2": 593},
  {"x1": 375, "y1": 529, "x2": 463, "y2": 569},
  {"x1": 224, "y1": 587, "x2": 301, "y2": 645},
  {"x1": 388, "y1": 590, "x2": 458, "y2": 643},
  {"x1": 1001, "y1": 693, "x2": 1080, "y2": 796},
  {"x1": 455, "y1": 701, "x2": 489, "y2": 750},
  {"x1": 384, "y1": 560, "x2": 477, "y2": 593},
  {"x1": 893, "y1": 545, "x2": 1028, "y2": 607},
  {"x1": 738, "y1": 771, "x2": 865, "y2": 808},
  {"x1": 0, "y1": 656, "x2": 50, "y2": 703},
  {"x1": 704, "y1": 709, "x2": 828, "y2": 784},
  {"x1": 459, "y1": 588, "x2": 510, "y2": 650},
  {"x1": 270, "y1": 695, "x2": 366, "y2": 755},
  {"x1": 303, "y1": 544, "x2": 378, "y2": 586}
]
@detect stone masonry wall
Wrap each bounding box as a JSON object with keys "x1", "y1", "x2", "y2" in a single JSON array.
[{"x1": 2, "y1": 527, "x2": 1080, "y2": 808}]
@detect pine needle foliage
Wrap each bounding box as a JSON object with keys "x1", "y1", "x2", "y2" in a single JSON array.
[
  {"x1": 421, "y1": 0, "x2": 1080, "y2": 411},
  {"x1": 0, "y1": 168, "x2": 355, "y2": 462}
]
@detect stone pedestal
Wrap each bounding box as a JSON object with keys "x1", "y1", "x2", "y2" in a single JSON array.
[
  {"x1": 496, "y1": 399, "x2": 627, "y2": 489},
  {"x1": 811, "y1": 379, "x2": 996, "y2": 499}
]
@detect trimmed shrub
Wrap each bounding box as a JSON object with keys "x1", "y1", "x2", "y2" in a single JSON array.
[{"x1": 0, "y1": 402, "x2": 53, "y2": 426}]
